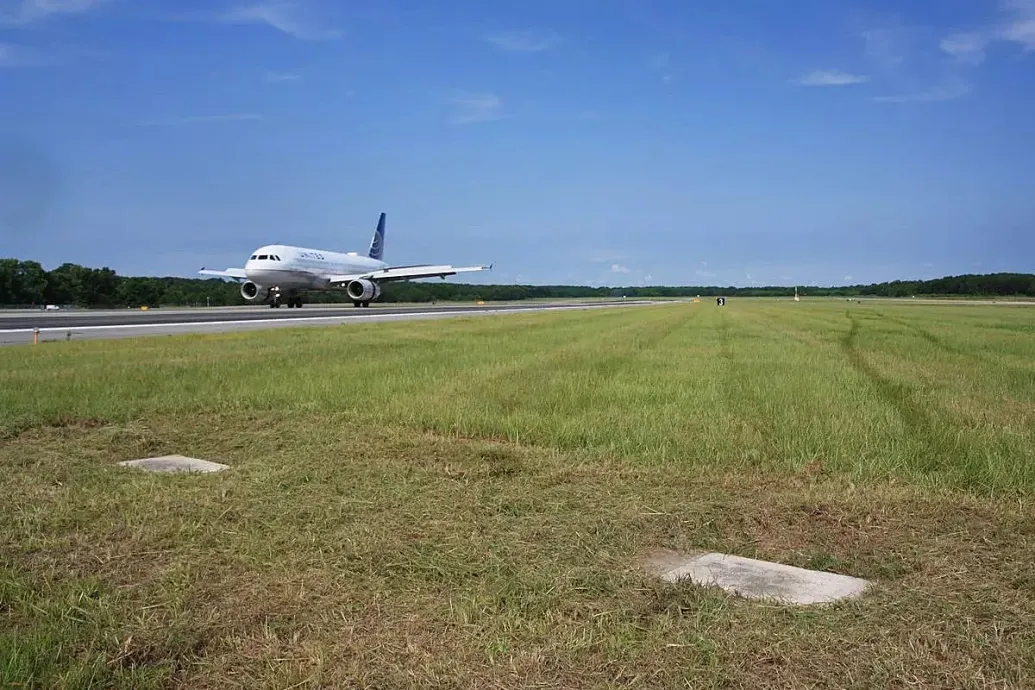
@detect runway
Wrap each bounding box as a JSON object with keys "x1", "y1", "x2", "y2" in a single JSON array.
[{"x1": 0, "y1": 300, "x2": 663, "y2": 345}]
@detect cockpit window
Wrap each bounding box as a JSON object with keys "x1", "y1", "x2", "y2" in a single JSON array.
[
  {"x1": 250, "y1": 255, "x2": 257, "y2": 260},
  {"x1": 258, "y1": 254, "x2": 269, "y2": 260}
]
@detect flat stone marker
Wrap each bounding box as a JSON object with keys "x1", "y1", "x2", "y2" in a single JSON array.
[
  {"x1": 645, "y1": 549, "x2": 870, "y2": 605},
  {"x1": 118, "y1": 455, "x2": 228, "y2": 474}
]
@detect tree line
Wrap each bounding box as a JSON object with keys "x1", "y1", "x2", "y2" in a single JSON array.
[{"x1": 1, "y1": 258, "x2": 1033, "y2": 308}]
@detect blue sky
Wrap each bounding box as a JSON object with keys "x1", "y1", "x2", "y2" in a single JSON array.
[{"x1": 1, "y1": 0, "x2": 1033, "y2": 287}]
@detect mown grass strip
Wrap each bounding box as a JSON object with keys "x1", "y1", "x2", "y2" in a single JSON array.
[{"x1": 2, "y1": 299, "x2": 1034, "y2": 688}]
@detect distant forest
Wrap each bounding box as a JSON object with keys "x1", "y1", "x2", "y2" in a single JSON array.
[{"x1": 1, "y1": 258, "x2": 1033, "y2": 308}]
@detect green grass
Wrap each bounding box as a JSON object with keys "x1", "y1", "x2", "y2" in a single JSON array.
[{"x1": 2, "y1": 299, "x2": 1035, "y2": 688}]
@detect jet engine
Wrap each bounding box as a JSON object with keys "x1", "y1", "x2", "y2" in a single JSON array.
[
  {"x1": 346, "y1": 279, "x2": 381, "y2": 303},
  {"x1": 240, "y1": 281, "x2": 264, "y2": 301}
]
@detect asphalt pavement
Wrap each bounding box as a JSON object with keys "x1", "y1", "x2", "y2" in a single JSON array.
[{"x1": 0, "y1": 300, "x2": 662, "y2": 345}]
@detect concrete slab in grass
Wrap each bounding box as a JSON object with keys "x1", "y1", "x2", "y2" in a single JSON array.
[
  {"x1": 645, "y1": 549, "x2": 870, "y2": 605},
  {"x1": 118, "y1": 455, "x2": 228, "y2": 474}
]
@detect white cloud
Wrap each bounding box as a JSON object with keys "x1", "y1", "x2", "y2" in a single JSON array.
[
  {"x1": 447, "y1": 93, "x2": 506, "y2": 124},
  {"x1": 0, "y1": 0, "x2": 113, "y2": 26},
  {"x1": 137, "y1": 113, "x2": 263, "y2": 127},
  {"x1": 0, "y1": 42, "x2": 47, "y2": 66},
  {"x1": 940, "y1": 32, "x2": 988, "y2": 64},
  {"x1": 213, "y1": 3, "x2": 341, "y2": 41},
  {"x1": 938, "y1": 1, "x2": 1035, "y2": 64},
  {"x1": 649, "y1": 52, "x2": 670, "y2": 70},
  {"x1": 0, "y1": 41, "x2": 105, "y2": 67},
  {"x1": 1000, "y1": 17, "x2": 1035, "y2": 50},
  {"x1": 862, "y1": 27, "x2": 912, "y2": 68},
  {"x1": 0, "y1": 42, "x2": 16, "y2": 65},
  {"x1": 999, "y1": 0, "x2": 1035, "y2": 50},
  {"x1": 648, "y1": 52, "x2": 674, "y2": 84},
  {"x1": 844, "y1": 275, "x2": 854, "y2": 282},
  {"x1": 265, "y1": 70, "x2": 301, "y2": 82},
  {"x1": 795, "y1": 69, "x2": 870, "y2": 86},
  {"x1": 486, "y1": 30, "x2": 559, "y2": 52},
  {"x1": 874, "y1": 77, "x2": 971, "y2": 103},
  {"x1": 611, "y1": 264, "x2": 631, "y2": 274}
]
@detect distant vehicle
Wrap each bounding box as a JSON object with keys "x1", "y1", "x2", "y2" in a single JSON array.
[
  {"x1": 44, "y1": 305, "x2": 60, "y2": 311},
  {"x1": 199, "y1": 213, "x2": 491, "y2": 308}
]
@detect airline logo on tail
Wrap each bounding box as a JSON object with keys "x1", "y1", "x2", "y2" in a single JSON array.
[{"x1": 368, "y1": 212, "x2": 386, "y2": 261}]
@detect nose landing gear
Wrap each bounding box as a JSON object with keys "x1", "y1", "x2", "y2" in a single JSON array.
[{"x1": 268, "y1": 289, "x2": 303, "y2": 308}]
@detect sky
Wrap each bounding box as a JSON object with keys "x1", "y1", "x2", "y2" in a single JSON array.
[{"x1": 0, "y1": 0, "x2": 1033, "y2": 287}]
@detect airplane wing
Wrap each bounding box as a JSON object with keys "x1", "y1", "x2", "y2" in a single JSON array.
[
  {"x1": 199, "y1": 268, "x2": 248, "y2": 280},
  {"x1": 326, "y1": 263, "x2": 492, "y2": 286}
]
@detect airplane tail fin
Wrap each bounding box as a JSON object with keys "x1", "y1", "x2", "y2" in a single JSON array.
[{"x1": 368, "y1": 212, "x2": 386, "y2": 261}]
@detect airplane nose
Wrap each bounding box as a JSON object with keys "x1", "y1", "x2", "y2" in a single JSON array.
[{"x1": 246, "y1": 268, "x2": 279, "y2": 285}]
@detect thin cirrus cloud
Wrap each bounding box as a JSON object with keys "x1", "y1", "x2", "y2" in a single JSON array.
[
  {"x1": 795, "y1": 69, "x2": 870, "y2": 86},
  {"x1": 852, "y1": 21, "x2": 977, "y2": 104},
  {"x1": 446, "y1": 93, "x2": 507, "y2": 124},
  {"x1": 940, "y1": 32, "x2": 989, "y2": 64},
  {"x1": 265, "y1": 70, "x2": 301, "y2": 82},
  {"x1": 170, "y1": 2, "x2": 342, "y2": 41},
  {"x1": 938, "y1": 0, "x2": 1035, "y2": 64},
  {"x1": 137, "y1": 113, "x2": 264, "y2": 127},
  {"x1": 0, "y1": 42, "x2": 47, "y2": 66},
  {"x1": 0, "y1": 41, "x2": 105, "y2": 67},
  {"x1": 485, "y1": 30, "x2": 560, "y2": 52},
  {"x1": 0, "y1": 0, "x2": 114, "y2": 26},
  {"x1": 873, "y1": 77, "x2": 972, "y2": 104},
  {"x1": 648, "y1": 52, "x2": 674, "y2": 84},
  {"x1": 862, "y1": 27, "x2": 912, "y2": 68}
]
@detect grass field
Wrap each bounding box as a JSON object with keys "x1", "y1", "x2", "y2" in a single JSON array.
[{"x1": 2, "y1": 299, "x2": 1034, "y2": 689}]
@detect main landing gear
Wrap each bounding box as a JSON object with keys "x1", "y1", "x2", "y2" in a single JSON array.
[
  {"x1": 268, "y1": 292, "x2": 304, "y2": 308},
  {"x1": 352, "y1": 301, "x2": 371, "y2": 308}
]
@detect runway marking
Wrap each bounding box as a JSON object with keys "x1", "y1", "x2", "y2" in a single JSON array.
[{"x1": 0, "y1": 301, "x2": 664, "y2": 335}]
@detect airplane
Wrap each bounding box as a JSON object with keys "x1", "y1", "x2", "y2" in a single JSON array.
[{"x1": 198, "y1": 212, "x2": 491, "y2": 308}]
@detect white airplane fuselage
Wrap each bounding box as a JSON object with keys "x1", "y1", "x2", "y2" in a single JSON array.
[{"x1": 244, "y1": 244, "x2": 387, "y2": 291}]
